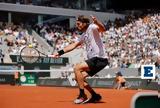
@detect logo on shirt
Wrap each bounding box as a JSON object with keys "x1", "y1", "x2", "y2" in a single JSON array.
[{"x1": 141, "y1": 65, "x2": 155, "y2": 79}]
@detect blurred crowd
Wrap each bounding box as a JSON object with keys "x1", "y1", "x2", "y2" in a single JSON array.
[
  {"x1": 105, "y1": 13, "x2": 160, "y2": 68},
  {"x1": 0, "y1": 22, "x2": 38, "y2": 55},
  {"x1": 33, "y1": 23, "x2": 80, "y2": 51},
  {"x1": 0, "y1": 12, "x2": 160, "y2": 69}
]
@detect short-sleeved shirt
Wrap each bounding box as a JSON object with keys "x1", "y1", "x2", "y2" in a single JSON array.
[{"x1": 78, "y1": 23, "x2": 106, "y2": 59}]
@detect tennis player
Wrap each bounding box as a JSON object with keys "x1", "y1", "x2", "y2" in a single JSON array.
[{"x1": 52, "y1": 15, "x2": 109, "y2": 104}]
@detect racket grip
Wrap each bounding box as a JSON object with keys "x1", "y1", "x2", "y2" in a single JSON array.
[{"x1": 48, "y1": 55, "x2": 56, "y2": 57}]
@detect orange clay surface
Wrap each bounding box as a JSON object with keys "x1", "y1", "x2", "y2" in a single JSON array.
[{"x1": 0, "y1": 85, "x2": 155, "y2": 108}]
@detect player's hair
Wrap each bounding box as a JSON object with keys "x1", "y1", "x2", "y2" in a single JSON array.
[{"x1": 77, "y1": 15, "x2": 90, "y2": 24}]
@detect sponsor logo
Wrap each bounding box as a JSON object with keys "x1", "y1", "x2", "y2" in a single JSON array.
[{"x1": 141, "y1": 65, "x2": 155, "y2": 79}]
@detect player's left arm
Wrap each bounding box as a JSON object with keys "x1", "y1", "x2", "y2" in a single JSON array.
[{"x1": 90, "y1": 15, "x2": 106, "y2": 32}]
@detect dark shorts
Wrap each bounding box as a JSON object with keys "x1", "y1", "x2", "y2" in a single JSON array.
[
  {"x1": 85, "y1": 57, "x2": 109, "y2": 76},
  {"x1": 121, "y1": 82, "x2": 126, "y2": 87}
]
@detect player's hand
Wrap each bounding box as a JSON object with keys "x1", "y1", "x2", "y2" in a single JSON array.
[
  {"x1": 48, "y1": 52, "x2": 60, "y2": 58},
  {"x1": 90, "y1": 15, "x2": 98, "y2": 23}
]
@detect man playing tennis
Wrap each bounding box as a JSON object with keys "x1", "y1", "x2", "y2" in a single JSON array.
[{"x1": 52, "y1": 15, "x2": 109, "y2": 104}]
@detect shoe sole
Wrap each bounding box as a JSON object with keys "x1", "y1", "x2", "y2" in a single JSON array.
[
  {"x1": 81, "y1": 98, "x2": 90, "y2": 104},
  {"x1": 82, "y1": 95, "x2": 102, "y2": 104},
  {"x1": 74, "y1": 95, "x2": 88, "y2": 104},
  {"x1": 74, "y1": 98, "x2": 90, "y2": 104}
]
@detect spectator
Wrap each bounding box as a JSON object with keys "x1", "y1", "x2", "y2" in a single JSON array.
[
  {"x1": 14, "y1": 71, "x2": 20, "y2": 86},
  {"x1": 155, "y1": 57, "x2": 160, "y2": 69},
  {"x1": 113, "y1": 71, "x2": 127, "y2": 90},
  {"x1": 0, "y1": 49, "x2": 4, "y2": 63}
]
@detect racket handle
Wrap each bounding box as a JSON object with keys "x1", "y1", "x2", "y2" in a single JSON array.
[{"x1": 48, "y1": 55, "x2": 56, "y2": 57}]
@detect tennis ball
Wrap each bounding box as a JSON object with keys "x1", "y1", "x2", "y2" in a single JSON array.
[{"x1": 28, "y1": 44, "x2": 33, "y2": 48}]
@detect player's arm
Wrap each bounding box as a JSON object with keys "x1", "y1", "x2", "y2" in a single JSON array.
[
  {"x1": 53, "y1": 41, "x2": 82, "y2": 57},
  {"x1": 63, "y1": 41, "x2": 82, "y2": 53},
  {"x1": 90, "y1": 15, "x2": 106, "y2": 32}
]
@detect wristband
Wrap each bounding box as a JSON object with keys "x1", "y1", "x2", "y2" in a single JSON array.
[{"x1": 58, "y1": 50, "x2": 65, "y2": 56}]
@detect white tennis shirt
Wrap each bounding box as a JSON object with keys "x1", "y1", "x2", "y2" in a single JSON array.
[{"x1": 78, "y1": 23, "x2": 106, "y2": 59}]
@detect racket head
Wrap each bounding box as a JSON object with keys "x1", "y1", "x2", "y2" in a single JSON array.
[{"x1": 20, "y1": 46, "x2": 40, "y2": 63}]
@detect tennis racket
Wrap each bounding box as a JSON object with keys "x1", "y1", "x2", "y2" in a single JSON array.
[{"x1": 20, "y1": 45, "x2": 55, "y2": 63}]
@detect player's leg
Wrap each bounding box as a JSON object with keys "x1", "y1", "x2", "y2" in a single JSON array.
[
  {"x1": 83, "y1": 80, "x2": 102, "y2": 103},
  {"x1": 81, "y1": 72, "x2": 101, "y2": 99},
  {"x1": 74, "y1": 57, "x2": 108, "y2": 103},
  {"x1": 73, "y1": 62, "x2": 90, "y2": 104},
  {"x1": 82, "y1": 57, "x2": 109, "y2": 103},
  {"x1": 74, "y1": 71, "x2": 102, "y2": 103}
]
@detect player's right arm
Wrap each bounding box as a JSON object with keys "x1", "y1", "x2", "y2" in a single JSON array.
[
  {"x1": 53, "y1": 41, "x2": 82, "y2": 58},
  {"x1": 63, "y1": 41, "x2": 82, "y2": 53},
  {"x1": 90, "y1": 15, "x2": 106, "y2": 33}
]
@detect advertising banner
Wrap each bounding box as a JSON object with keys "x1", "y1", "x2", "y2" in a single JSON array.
[{"x1": 20, "y1": 72, "x2": 37, "y2": 86}]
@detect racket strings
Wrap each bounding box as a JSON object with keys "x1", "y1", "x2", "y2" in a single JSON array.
[{"x1": 20, "y1": 47, "x2": 40, "y2": 63}]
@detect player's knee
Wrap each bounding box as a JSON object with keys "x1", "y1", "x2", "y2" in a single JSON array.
[{"x1": 73, "y1": 63, "x2": 82, "y2": 72}]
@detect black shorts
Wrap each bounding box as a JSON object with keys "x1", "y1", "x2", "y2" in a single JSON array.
[
  {"x1": 85, "y1": 57, "x2": 109, "y2": 76},
  {"x1": 121, "y1": 82, "x2": 126, "y2": 87}
]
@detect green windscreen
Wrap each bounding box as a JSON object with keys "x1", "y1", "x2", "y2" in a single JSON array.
[{"x1": 135, "y1": 95, "x2": 160, "y2": 108}]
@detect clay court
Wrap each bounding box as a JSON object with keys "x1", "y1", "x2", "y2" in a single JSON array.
[{"x1": 0, "y1": 85, "x2": 155, "y2": 108}]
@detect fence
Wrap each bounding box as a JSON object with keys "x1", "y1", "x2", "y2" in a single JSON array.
[{"x1": 0, "y1": 69, "x2": 159, "y2": 90}]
